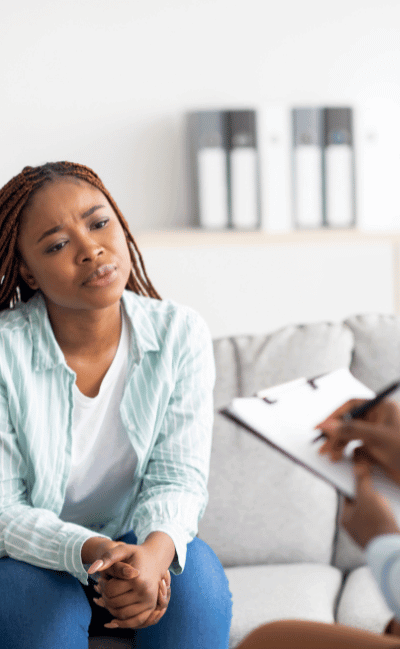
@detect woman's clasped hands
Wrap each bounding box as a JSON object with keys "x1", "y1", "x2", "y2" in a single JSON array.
[{"x1": 83, "y1": 538, "x2": 172, "y2": 629}]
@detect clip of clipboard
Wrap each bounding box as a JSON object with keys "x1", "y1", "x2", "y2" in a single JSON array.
[{"x1": 219, "y1": 368, "x2": 400, "y2": 522}]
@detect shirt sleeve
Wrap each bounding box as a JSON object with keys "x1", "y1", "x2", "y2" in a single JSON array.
[
  {"x1": 366, "y1": 534, "x2": 400, "y2": 620},
  {"x1": 130, "y1": 309, "x2": 215, "y2": 573},
  {"x1": 0, "y1": 382, "x2": 111, "y2": 585}
]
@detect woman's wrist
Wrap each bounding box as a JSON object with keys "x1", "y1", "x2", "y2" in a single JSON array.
[
  {"x1": 81, "y1": 536, "x2": 118, "y2": 564},
  {"x1": 141, "y1": 531, "x2": 176, "y2": 574}
]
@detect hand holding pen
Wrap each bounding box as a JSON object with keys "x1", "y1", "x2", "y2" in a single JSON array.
[{"x1": 314, "y1": 380, "x2": 400, "y2": 486}]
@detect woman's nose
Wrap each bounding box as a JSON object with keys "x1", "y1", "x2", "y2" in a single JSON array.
[{"x1": 76, "y1": 234, "x2": 104, "y2": 264}]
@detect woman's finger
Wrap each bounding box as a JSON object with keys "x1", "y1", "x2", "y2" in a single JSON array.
[
  {"x1": 97, "y1": 576, "x2": 136, "y2": 600},
  {"x1": 105, "y1": 606, "x2": 154, "y2": 629},
  {"x1": 87, "y1": 544, "x2": 138, "y2": 575},
  {"x1": 102, "y1": 561, "x2": 140, "y2": 580},
  {"x1": 163, "y1": 569, "x2": 171, "y2": 588},
  {"x1": 134, "y1": 609, "x2": 163, "y2": 628},
  {"x1": 93, "y1": 597, "x2": 106, "y2": 608}
]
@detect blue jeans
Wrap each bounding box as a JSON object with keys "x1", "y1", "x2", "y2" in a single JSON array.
[{"x1": 0, "y1": 532, "x2": 232, "y2": 649}]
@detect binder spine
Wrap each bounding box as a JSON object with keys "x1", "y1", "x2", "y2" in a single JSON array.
[
  {"x1": 292, "y1": 108, "x2": 324, "y2": 229},
  {"x1": 187, "y1": 111, "x2": 229, "y2": 229},
  {"x1": 228, "y1": 110, "x2": 261, "y2": 230},
  {"x1": 323, "y1": 108, "x2": 356, "y2": 228}
]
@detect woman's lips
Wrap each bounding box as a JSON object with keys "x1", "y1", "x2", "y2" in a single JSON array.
[{"x1": 82, "y1": 264, "x2": 117, "y2": 287}]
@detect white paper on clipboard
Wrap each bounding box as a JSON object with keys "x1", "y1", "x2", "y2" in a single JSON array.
[{"x1": 220, "y1": 368, "x2": 400, "y2": 522}]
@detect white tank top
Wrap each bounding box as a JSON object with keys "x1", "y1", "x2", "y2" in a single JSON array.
[{"x1": 59, "y1": 307, "x2": 137, "y2": 530}]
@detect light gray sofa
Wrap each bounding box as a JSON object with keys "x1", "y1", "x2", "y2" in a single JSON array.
[{"x1": 198, "y1": 313, "x2": 400, "y2": 648}]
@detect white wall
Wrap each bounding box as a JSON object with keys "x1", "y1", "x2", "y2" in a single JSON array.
[
  {"x1": 138, "y1": 238, "x2": 395, "y2": 338},
  {"x1": 2, "y1": 0, "x2": 400, "y2": 336},
  {"x1": 1, "y1": 0, "x2": 400, "y2": 231}
]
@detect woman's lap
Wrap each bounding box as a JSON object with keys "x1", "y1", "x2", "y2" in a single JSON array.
[
  {"x1": 0, "y1": 555, "x2": 92, "y2": 649},
  {"x1": 0, "y1": 534, "x2": 232, "y2": 649}
]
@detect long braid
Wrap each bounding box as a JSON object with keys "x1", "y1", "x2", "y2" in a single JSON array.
[{"x1": 0, "y1": 161, "x2": 161, "y2": 310}]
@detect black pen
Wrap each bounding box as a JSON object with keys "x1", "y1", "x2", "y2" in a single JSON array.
[{"x1": 312, "y1": 378, "x2": 400, "y2": 444}]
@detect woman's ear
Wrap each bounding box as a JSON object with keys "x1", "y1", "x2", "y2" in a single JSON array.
[{"x1": 19, "y1": 260, "x2": 39, "y2": 290}]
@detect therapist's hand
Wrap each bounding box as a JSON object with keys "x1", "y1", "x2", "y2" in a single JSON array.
[
  {"x1": 317, "y1": 399, "x2": 400, "y2": 485},
  {"x1": 341, "y1": 450, "x2": 400, "y2": 548}
]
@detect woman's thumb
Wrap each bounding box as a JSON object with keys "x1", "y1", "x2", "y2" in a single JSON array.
[{"x1": 88, "y1": 544, "x2": 136, "y2": 575}]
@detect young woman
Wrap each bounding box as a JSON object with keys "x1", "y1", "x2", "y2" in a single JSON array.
[
  {"x1": 235, "y1": 399, "x2": 400, "y2": 649},
  {"x1": 0, "y1": 161, "x2": 232, "y2": 649}
]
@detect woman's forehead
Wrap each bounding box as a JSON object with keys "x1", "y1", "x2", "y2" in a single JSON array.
[{"x1": 21, "y1": 179, "x2": 108, "y2": 229}]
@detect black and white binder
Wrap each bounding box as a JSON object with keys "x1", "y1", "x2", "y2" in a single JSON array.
[
  {"x1": 220, "y1": 367, "x2": 400, "y2": 520},
  {"x1": 292, "y1": 108, "x2": 324, "y2": 228},
  {"x1": 292, "y1": 107, "x2": 356, "y2": 229},
  {"x1": 187, "y1": 109, "x2": 261, "y2": 230},
  {"x1": 187, "y1": 111, "x2": 229, "y2": 229},
  {"x1": 228, "y1": 110, "x2": 261, "y2": 230},
  {"x1": 323, "y1": 108, "x2": 356, "y2": 228}
]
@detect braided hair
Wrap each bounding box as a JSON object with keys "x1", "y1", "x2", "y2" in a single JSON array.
[{"x1": 0, "y1": 161, "x2": 161, "y2": 310}]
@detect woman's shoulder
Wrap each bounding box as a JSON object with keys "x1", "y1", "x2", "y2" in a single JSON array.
[
  {"x1": 122, "y1": 291, "x2": 212, "y2": 348},
  {"x1": 0, "y1": 293, "x2": 44, "y2": 352},
  {"x1": 0, "y1": 299, "x2": 31, "y2": 333},
  {"x1": 122, "y1": 291, "x2": 206, "y2": 327}
]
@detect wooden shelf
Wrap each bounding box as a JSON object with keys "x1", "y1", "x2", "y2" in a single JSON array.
[{"x1": 134, "y1": 228, "x2": 400, "y2": 248}]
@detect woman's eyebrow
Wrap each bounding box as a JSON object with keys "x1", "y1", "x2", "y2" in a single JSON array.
[{"x1": 36, "y1": 205, "x2": 105, "y2": 244}]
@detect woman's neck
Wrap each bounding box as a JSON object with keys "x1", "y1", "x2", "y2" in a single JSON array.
[{"x1": 45, "y1": 299, "x2": 122, "y2": 358}]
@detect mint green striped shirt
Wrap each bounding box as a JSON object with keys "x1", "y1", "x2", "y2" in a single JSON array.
[{"x1": 0, "y1": 290, "x2": 215, "y2": 584}]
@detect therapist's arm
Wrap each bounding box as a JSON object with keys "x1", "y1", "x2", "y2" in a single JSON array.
[
  {"x1": 341, "y1": 452, "x2": 400, "y2": 624},
  {"x1": 340, "y1": 453, "x2": 400, "y2": 548}
]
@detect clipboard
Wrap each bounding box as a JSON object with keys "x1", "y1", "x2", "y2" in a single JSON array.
[{"x1": 220, "y1": 367, "x2": 400, "y2": 521}]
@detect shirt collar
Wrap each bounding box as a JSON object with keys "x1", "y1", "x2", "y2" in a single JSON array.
[
  {"x1": 27, "y1": 290, "x2": 160, "y2": 372},
  {"x1": 120, "y1": 290, "x2": 160, "y2": 362}
]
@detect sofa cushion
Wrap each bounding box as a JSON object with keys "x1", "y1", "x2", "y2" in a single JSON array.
[
  {"x1": 199, "y1": 322, "x2": 354, "y2": 567},
  {"x1": 226, "y1": 563, "x2": 343, "y2": 648},
  {"x1": 336, "y1": 565, "x2": 394, "y2": 634},
  {"x1": 346, "y1": 314, "x2": 400, "y2": 394}
]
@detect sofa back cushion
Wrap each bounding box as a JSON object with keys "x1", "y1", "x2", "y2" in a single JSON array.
[{"x1": 198, "y1": 321, "x2": 354, "y2": 567}]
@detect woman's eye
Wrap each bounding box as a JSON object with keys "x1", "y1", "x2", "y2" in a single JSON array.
[
  {"x1": 46, "y1": 241, "x2": 67, "y2": 254},
  {"x1": 91, "y1": 219, "x2": 109, "y2": 230}
]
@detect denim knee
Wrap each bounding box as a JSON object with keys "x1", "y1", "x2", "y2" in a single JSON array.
[
  {"x1": 0, "y1": 557, "x2": 92, "y2": 649},
  {"x1": 185, "y1": 536, "x2": 233, "y2": 621},
  {"x1": 129, "y1": 536, "x2": 232, "y2": 649}
]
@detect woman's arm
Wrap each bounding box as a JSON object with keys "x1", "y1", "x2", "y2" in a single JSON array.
[
  {"x1": 0, "y1": 382, "x2": 111, "y2": 585},
  {"x1": 129, "y1": 308, "x2": 215, "y2": 574}
]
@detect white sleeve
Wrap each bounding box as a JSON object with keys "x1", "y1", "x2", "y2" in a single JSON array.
[{"x1": 366, "y1": 534, "x2": 400, "y2": 619}]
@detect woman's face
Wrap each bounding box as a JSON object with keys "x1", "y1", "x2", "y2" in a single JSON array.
[{"x1": 17, "y1": 178, "x2": 132, "y2": 314}]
